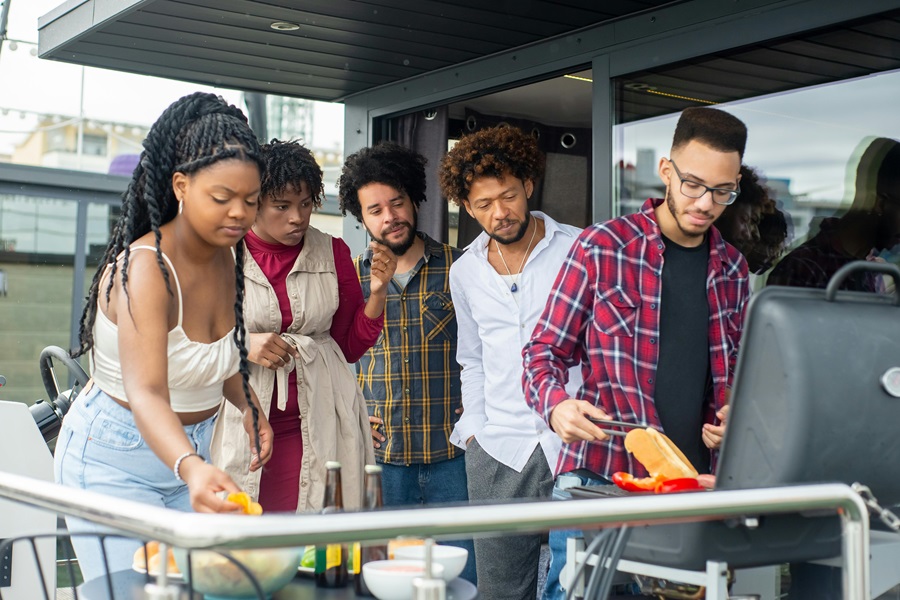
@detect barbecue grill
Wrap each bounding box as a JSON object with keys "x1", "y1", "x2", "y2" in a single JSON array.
[{"x1": 572, "y1": 261, "x2": 900, "y2": 586}]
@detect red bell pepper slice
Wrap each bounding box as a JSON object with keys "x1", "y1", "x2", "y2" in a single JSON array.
[
  {"x1": 611, "y1": 472, "x2": 661, "y2": 492},
  {"x1": 655, "y1": 477, "x2": 704, "y2": 494}
]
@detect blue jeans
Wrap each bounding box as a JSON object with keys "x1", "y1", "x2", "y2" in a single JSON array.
[
  {"x1": 53, "y1": 385, "x2": 216, "y2": 582},
  {"x1": 379, "y1": 455, "x2": 476, "y2": 584},
  {"x1": 542, "y1": 471, "x2": 610, "y2": 600}
]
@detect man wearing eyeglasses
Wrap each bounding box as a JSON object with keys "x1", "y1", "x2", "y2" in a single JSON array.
[
  {"x1": 523, "y1": 106, "x2": 750, "y2": 598},
  {"x1": 525, "y1": 105, "x2": 750, "y2": 471},
  {"x1": 522, "y1": 107, "x2": 751, "y2": 598}
]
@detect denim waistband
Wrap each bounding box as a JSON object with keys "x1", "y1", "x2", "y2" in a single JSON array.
[{"x1": 77, "y1": 384, "x2": 217, "y2": 433}]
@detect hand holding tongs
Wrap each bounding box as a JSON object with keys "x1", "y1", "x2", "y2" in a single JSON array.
[{"x1": 586, "y1": 417, "x2": 647, "y2": 437}]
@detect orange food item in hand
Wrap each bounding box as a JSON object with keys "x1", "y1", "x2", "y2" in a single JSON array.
[{"x1": 226, "y1": 492, "x2": 264, "y2": 515}]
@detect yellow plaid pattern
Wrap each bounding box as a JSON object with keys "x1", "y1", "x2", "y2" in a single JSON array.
[{"x1": 354, "y1": 234, "x2": 463, "y2": 465}]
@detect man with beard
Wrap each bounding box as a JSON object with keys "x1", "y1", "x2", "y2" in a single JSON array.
[
  {"x1": 338, "y1": 141, "x2": 475, "y2": 584},
  {"x1": 438, "y1": 125, "x2": 583, "y2": 599},
  {"x1": 523, "y1": 107, "x2": 750, "y2": 503}
]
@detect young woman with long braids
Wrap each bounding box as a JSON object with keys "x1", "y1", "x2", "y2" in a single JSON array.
[
  {"x1": 211, "y1": 139, "x2": 391, "y2": 513},
  {"x1": 54, "y1": 92, "x2": 274, "y2": 581}
]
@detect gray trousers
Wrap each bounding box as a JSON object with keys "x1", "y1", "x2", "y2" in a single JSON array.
[{"x1": 465, "y1": 439, "x2": 554, "y2": 600}]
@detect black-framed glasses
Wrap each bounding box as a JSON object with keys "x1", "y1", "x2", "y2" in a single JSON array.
[{"x1": 669, "y1": 159, "x2": 741, "y2": 206}]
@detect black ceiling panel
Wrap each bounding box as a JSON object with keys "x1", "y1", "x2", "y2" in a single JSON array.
[
  {"x1": 39, "y1": 0, "x2": 678, "y2": 101},
  {"x1": 616, "y1": 10, "x2": 900, "y2": 123}
]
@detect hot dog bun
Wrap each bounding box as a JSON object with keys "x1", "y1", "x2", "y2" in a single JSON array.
[
  {"x1": 624, "y1": 427, "x2": 698, "y2": 480},
  {"x1": 133, "y1": 541, "x2": 159, "y2": 571},
  {"x1": 132, "y1": 541, "x2": 180, "y2": 576}
]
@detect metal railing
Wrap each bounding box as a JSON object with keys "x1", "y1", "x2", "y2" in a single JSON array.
[{"x1": 0, "y1": 471, "x2": 872, "y2": 599}]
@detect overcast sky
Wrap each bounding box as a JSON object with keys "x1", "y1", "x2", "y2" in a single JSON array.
[
  {"x1": 3, "y1": 0, "x2": 899, "y2": 207},
  {"x1": 620, "y1": 69, "x2": 900, "y2": 205},
  {"x1": 0, "y1": 0, "x2": 344, "y2": 154}
]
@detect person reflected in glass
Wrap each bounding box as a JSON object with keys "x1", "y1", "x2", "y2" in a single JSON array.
[
  {"x1": 746, "y1": 206, "x2": 791, "y2": 275},
  {"x1": 768, "y1": 137, "x2": 900, "y2": 291},
  {"x1": 54, "y1": 92, "x2": 274, "y2": 582},
  {"x1": 210, "y1": 140, "x2": 387, "y2": 513},
  {"x1": 717, "y1": 164, "x2": 792, "y2": 275},
  {"x1": 716, "y1": 165, "x2": 762, "y2": 253}
]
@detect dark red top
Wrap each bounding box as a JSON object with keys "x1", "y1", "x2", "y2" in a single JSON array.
[
  {"x1": 244, "y1": 228, "x2": 383, "y2": 361},
  {"x1": 244, "y1": 228, "x2": 382, "y2": 511}
]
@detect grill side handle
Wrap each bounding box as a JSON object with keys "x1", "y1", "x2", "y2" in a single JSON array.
[{"x1": 825, "y1": 260, "x2": 900, "y2": 305}]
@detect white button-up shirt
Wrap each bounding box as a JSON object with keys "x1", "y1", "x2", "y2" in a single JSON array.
[{"x1": 449, "y1": 211, "x2": 583, "y2": 473}]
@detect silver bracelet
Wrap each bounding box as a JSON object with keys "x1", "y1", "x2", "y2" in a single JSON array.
[{"x1": 173, "y1": 452, "x2": 204, "y2": 482}]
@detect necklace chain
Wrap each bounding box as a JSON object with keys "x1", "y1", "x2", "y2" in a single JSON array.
[{"x1": 496, "y1": 219, "x2": 539, "y2": 293}]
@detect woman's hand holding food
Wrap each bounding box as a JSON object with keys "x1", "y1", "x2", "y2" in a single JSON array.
[{"x1": 181, "y1": 459, "x2": 244, "y2": 513}]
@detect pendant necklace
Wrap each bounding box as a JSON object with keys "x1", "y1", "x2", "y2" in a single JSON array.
[{"x1": 496, "y1": 219, "x2": 538, "y2": 293}]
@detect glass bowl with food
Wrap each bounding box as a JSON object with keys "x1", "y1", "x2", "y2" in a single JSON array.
[{"x1": 173, "y1": 546, "x2": 302, "y2": 600}]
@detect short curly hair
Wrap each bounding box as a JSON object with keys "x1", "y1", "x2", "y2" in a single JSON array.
[
  {"x1": 260, "y1": 139, "x2": 324, "y2": 207},
  {"x1": 439, "y1": 125, "x2": 545, "y2": 206},
  {"x1": 337, "y1": 141, "x2": 427, "y2": 222},
  {"x1": 734, "y1": 164, "x2": 769, "y2": 209}
]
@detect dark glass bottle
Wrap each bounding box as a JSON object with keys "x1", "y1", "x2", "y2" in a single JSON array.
[
  {"x1": 354, "y1": 464, "x2": 389, "y2": 596},
  {"x1": 315, "y1": 461, "x2": 349, "y2": 588}
]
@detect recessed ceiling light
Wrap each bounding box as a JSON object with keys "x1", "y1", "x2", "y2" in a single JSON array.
[{"x1": 270, "y1": 21, "x2": 300, "y2": 31}]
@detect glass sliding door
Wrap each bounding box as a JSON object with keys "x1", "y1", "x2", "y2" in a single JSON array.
[{"x1": 613, "y1": 9, "x2": 900, "y2": 286}]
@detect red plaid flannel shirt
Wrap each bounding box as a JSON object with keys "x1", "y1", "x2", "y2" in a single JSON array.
[{"x1": 522, "y1": 198, "x2": 750, "y2": 477}]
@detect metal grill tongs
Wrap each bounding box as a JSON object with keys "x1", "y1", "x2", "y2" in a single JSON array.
[{"x1": 586, "y1": 417, "x2": 647, "y2": 437}]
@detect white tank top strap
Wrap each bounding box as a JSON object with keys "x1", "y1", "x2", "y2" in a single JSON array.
[{"x1": 124, "y1": 245, "x2": 185, "y2": 326}]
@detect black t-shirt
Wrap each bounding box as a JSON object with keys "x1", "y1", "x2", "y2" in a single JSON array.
[{"x1": 654, "y1": 233, "x2": 711, "y2": 474}]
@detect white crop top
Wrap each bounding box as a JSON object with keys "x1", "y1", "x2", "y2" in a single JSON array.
[{"x1": 89, "y1": 246, "x2": 240, "y2": 412}]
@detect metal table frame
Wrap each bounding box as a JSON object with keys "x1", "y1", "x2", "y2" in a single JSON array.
[
  {"x1": 0, "y1": 472, "x2": 872, "y2": 599},
  {"x1": 566, "y1": 536, "x2": 770, "y2": 600}
]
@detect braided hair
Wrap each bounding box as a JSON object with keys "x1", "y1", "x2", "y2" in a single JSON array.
[{"x1": 73, "y1": 91, "x2": 264, "y2": 458}]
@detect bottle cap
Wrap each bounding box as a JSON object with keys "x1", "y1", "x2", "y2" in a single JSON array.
[
  {"x1": 364, "y1": 464, "x2": 383, "y2": 474},
  {"x1": 325, "y1": 461, "x2": 342, "y2": 470}
]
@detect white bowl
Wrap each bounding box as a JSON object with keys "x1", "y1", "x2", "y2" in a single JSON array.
[
  {"x1": 391, "y1": 544, "x2": 467, "y2": 582},
  {"x1": 172, "y1": 546, "x2": 302, "y2": 600},
  {"x1": 362, "y1": 560, "x2": 445, "y2": 600}
]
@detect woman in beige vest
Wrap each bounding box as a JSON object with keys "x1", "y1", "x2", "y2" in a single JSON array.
[{"x1": 211, "y1": 140, "x2": 395, "y2": 511}]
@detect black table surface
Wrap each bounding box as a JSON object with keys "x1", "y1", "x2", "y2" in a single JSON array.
[{"x1": 79, "y1": 569, "x2": 477, "y2": 600}]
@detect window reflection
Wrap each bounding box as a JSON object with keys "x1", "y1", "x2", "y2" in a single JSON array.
[
  {"x1": 0, "y1": 195, "x2": 88, "y2": 403},
  {"x1": 768, "y1": 137, "x2": 900, "y2": 292},
  {"x1": 614, "y1": 65, "x2": 900, "y2": 284}
]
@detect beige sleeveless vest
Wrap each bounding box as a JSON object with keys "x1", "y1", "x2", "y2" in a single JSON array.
[{"x1": 210, "y1": 226, "x2": 374, "y2": 512}]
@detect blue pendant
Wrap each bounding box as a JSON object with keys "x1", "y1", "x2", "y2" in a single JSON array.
[{"x1": 511, "y1": 283, "x2": 518, "y2": 293}]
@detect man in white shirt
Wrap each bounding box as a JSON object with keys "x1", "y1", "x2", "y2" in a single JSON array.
[{"x1": 439, "y1": 125, "x2": 582, "y2": 599}]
